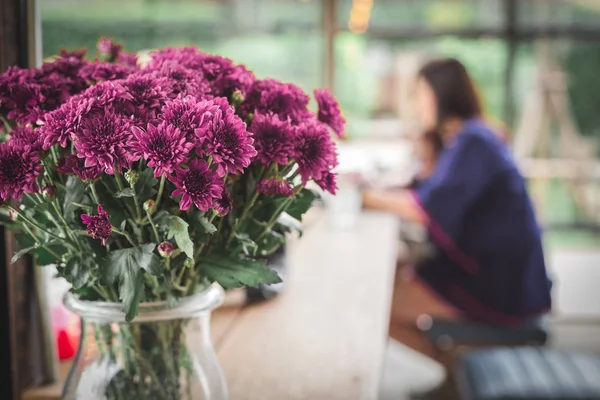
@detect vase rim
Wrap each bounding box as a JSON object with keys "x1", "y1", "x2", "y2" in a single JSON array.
[{"x1": 63, "y1": 283, "x2": 225, "y2": 323}]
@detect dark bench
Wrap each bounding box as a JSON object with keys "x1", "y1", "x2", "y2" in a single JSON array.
[
  {"x1": 455, "y1": 347, "x2": 600, "y2": 400},
  {"x1": 416, "y1": 316, "x2": 549, "y2": 350}
]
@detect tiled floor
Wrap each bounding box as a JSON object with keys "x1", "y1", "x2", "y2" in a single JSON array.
[{"x1": 378, "y1": 250, "x2": 600, "y2": 399}]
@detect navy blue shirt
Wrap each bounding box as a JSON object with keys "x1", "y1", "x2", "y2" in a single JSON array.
[{"x1": 412, "y1": 119, "x2": 552, "y2": 326}]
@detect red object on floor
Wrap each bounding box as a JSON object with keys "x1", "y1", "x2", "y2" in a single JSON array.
[
  {"x1": 56, "y1": 329, "x2": 76, "y2": 360},
  {"x1": 52, "y1": 306, "x2": 80, "y2": 361}
]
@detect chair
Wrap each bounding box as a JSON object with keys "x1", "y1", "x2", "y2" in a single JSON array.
[{"x1": 455, "y1": 347, "x2": 600, "y2": 400}]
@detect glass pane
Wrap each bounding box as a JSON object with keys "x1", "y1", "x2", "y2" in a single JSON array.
[
  {"x1": 518, "y1": 0, "x2": 600, "y2": 29},
  {"x1": 335, "y1": 35, "x2": 507, "y2": 138},
  {"x1": 41, "y1": 0, "x2": 323, "y2": 92},
  {"x1": 337, "y1": 0, "x2": 505, "y2": 32}
]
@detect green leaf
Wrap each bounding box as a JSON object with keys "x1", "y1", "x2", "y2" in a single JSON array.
[
  {"x1": 286, "y1": 188, "x2": 319, "y2": 222},
  {"x1": 101, "y1": 243, "x2": 161, "y2": 321},
  {"x1": 167, "y1": 216, "x2": 194, "y2": 259},
  {"x1": 114, "y1": 188, "x2": 135, "y2": 198},
  {"x1": 92, "y1": 183, "x2": 127, "y2": 228},
  {"x1": 11, "y1": 239, "x2": 59, "y2": 264},
  {"x1": 192, "y1": 214, "x2": 217, "y2": 235},
  {"x1": 202, "y1": 250, "x2": 282, "y2": 290},
  {"x1": 122, "y1": 269, "x2": 145, "y2": 321},
  {"x1": 70, "y1": 202, "x2": 94, "y2": 213},
  {"x1": 63, "y1": 176, "x2": 87, "y2": 220},
  {"x1": 244, "y1": 168, "x2": 259, "y2": 203},
  {"x1": 65, "y1": 254, "x2": 94, "y2": 289},
  {"x1": 233, "y1": 233, "x2": 258, "y2": 256},
  {"x1": 136, "y1": 168, "x2": 159, "y2": 202}
]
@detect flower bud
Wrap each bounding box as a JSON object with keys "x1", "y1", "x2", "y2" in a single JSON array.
[
  {"x1": 125, "y1": 170, "x2": 139, "y2": 186},
  {"x1": 231, "y1": 90, "x2": 245, "y2": 107},
  {"x1": 42, "y1": 185, "x2": 56, "y2": 200},
  {"x1": 143, "y1": 199, "x2": 156, "y2": 214},
  {"x1": 8, "y1": 209, "x2": 17, "y2": 221},
  {"x1": 158, "y1": 242, "x2": 174, "y2": 258}
]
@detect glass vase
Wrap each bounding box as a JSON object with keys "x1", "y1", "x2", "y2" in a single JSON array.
[{"x1": 62, "y1": 284, "x2": 228, "y2": 400}]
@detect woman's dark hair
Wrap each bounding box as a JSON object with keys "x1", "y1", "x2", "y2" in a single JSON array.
[{"x1": 417, "y1": 58, "x2": 482, "y2": 125}]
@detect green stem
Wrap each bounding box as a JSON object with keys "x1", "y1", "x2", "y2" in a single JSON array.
[
  {"x1": 155, "y1": 174, "x2": 166, "y2": 209},
  {"x1": 146, "y1": 210, "x2": 160, "y2": 243},
  {"x1": 226, "y1": 191, "x2": 259, "y2": 247},
  {"x1": 50, "y1": 201, "x2": 83, "y2": 251},
  {"x1": 21, "y1": 224, "x2": 61, "y2": 260},
  {"x1": 113, "y1": 165, "x2": 125, "y2": 191},
  {"x1": 288, "y1": 170, "x2": 300, "y2": 182},
  {"x1": 255, "y1": 197, "x2": 293, "y2": 243},
  {"x1": 0, "y1": 115, "x2": 12, "y2": 132},
  {"x1": 112, "y1": 227, "x2": 136, "y2": 247},
  {"x1": 7, "y1": 205, "x2": 75, "y2": 247},
  {"x1": 50, "y1": 147, "x2": 59, "y2": 165},
  {"x1": 93, "y1": 284, "x2": 113, "y2": 301},
  {"x1": 42, "y1": 159, "x2": 55, "y2": 187},
  {"x1": 129, "y1": 176, "x2": 143, "y2": 222},
  {"x1": 89, "y1": 182, "x2": 101, "y2": 204}
]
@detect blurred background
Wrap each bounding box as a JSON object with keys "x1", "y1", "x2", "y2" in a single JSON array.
[
  {"x1": 4, "y1": 1, "x2": 600, "y2": 399},
  {"x1": 39, "y1": 0, "x2": 600, "y2": 250}
]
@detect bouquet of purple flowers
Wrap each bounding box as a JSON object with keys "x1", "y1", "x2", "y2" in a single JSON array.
[
  {"x1": 0, "y1": 38, "x2": 343, "y2": 398},
  {"x1": 0, "y1": 38, "x2": 343, "y2": 316}
]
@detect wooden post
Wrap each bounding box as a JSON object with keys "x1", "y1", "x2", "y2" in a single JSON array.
[
  {"x1": 503, "y1": 0, "x2": 518, "y2": 128},
  {"x1": 322, "y1": 0, "x2": 337, "y2": 90},
  {"x1": 0, "y1": 1, "x2": 54, "y2": 399}
]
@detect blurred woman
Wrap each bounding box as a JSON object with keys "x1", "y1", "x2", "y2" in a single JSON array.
[{"x1": 363, "y1": 58, "x2": 552, "y2": 370}]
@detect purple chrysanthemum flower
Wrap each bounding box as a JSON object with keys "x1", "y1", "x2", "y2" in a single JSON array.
[
  {"x1": 150, "y1": 65, "x2": 210, "y2": 99},
  {"x1": 294, "y1": 120, "x2": 338, "y2": 184},
  {"x1": 0, "y1": 140, "x2": 42, "y2": 201},
  {"x1": 122, "y1": 74, "x2": 168, "y2": 119},
  {"x1": 195, "y1": 108, "x2": 256, "y2": 176},
  {"x1": 213, "y1": 190, "x2": 233, "y2": 216},
  {"x1": 145, "y1": 47, "x2": 205, "y2": 71},
  {"x1": 73, "y1": 111, "x2": 136, "y2": 174},
  {"x1": 77, "y1": 80, "x2": 132, "y2": 111},
  {"x1": 212, "y1": 64, "x2": 255, "y2": 98},
  {"x1": 243, "y1": 79, "x2": 311, "y2": 123},
  {"x1": 57, "y1": 154, "x2": 103, "y2": 181},
  {"x1": 132, "y1": 121, "x2": 194, "y2": 177},
  {"x1": 117, "y1": 52, "x2": 138, "y2": 67},
  {"x1": 81, "y1": 204, "x2": 112, "y2": 245},
  {"x1": 256, "y1": 178, "x2": 293, "y2": 196},
  {"x1": 97, "y1": 37, "x2": 122, "y2": 61},
  {"x1": 39, "y1": 50, "x2": 88, "y2": 100},
  {"x1": 79, "y1": 61, "x2": 134, "y2": 83},
  {"x1": 314, "y1": 89, "x2": 345, "y2": 138},
  {"x1": 249, "y1": 112, "x2": 296, "y2": 166},
  {"x1": 315, "y1": 171, "x2": 338, "y2": 194},
  {"x1": 210, "y1": 96, "x2": 235, "y2": 114},
  {"x1": 169, "y1": 159, "x2": 223, "y2": 211},
  {"x1": 197, "y1": 54, "x2": 234, "y2": 81},
  {"x1": 0, "y1": 66, "x2": 45, "y2": 124},
  {"x1": 161, "y1": 96, "x2": 215, "y2": 141},
  {"x1": 10, "y1": 125, "x2": 43, "y2": 152},
  {"x1": 39, "y1": 97, "x2": 93, "y2": 149}
]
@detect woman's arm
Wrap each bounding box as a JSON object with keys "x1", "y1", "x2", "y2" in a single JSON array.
[{"x1": 362, "y1": 189, "x2": 427, "y2": 224}]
